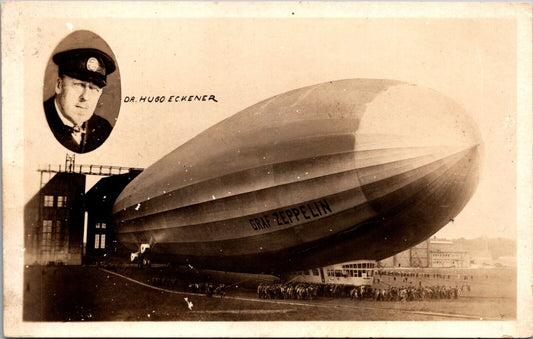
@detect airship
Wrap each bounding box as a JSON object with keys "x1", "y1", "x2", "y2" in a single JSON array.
[{"x1": 112, "y1": 79, "x2": 481, "y2": 274}]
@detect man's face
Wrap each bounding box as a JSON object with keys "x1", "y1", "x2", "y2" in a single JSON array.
[{"x1": 55, "y1": 75, "x2": 103, "y2": 126}]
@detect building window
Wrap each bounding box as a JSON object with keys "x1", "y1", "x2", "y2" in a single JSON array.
[
  {"x1": 41, "y1": 232, "x2": 52, "y2": 244},
  {"x1": 57, "y1": 196, "x2": 68, "y2": 207},
  {"x1": 54, "y1": 238, "x2": 62, "y2": 251},
  {"x1": 96, "y1": 222, "x2": 107, "y2": 229},
  {"x1": 54, "y1": 220, "x2": 62, "y2": 233},
  {"x1": 95, "y1": 234, "x2": 100, "y2": 249},
  {"x1": 42, "y1": 220, "x2": 52, "y2": 248},
  {"x1": 54, "y1": 220, "x2": 66, "y2": 243},
  {"x1": 100, "y1": 234, "x2": 106, "y2": 249},
  {"x1": 43, "y1": 220, "x2": 52, "y2": 232},
  {"x1": 43, "y1": 195, "x2": 54, "y2": 207}
]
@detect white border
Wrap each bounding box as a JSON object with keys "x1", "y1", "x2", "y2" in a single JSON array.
[{"x1": 2, "y1": 2, "x2": 531, "y2": 337}]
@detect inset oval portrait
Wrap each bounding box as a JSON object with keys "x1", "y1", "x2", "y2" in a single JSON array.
[{"x1": 43, "y1": 30, "x2": 121, "y2": 153}]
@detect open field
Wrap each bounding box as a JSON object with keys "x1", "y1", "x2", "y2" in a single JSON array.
[{"x1": 23, "y1": 265, "x2": 515, "y2": 322}]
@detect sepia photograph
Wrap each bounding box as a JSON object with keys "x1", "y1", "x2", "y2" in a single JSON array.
[
  {"x1": 42, "y1": 30, "x2": 121, "y2": 154},
  {"x1": 2, "y1": 2, "x2": 532, "y2": 337}
]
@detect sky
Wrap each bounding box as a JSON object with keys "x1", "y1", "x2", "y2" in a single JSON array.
[{"x1": 21, "y1": 15, "x2": 518, "y2": 240}]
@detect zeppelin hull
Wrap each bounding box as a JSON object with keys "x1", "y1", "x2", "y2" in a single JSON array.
[{"x1": 112, "y1": 79, "x2": 481, "y2": 273}]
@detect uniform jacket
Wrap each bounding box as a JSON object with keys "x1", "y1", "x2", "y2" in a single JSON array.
[{"x1": 44, "y1": 96, "x2": 112, "y2": 153}]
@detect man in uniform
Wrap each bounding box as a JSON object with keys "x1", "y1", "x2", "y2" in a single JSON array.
[{"x1": 44, "y1": 48, "x2": 116, "y2": 153}]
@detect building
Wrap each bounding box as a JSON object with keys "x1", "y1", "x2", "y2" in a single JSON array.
[
  {"x1": 24, "y1": 172, "x2": 86, "y2": 265},
  {"x1": 429, "y1": 239, "x2": 470, "y2": 268},
  {"x1": 378, "y1": 237, "x2": 470, "y2": 268},
  {"x1": 84, "y1": 170, "x2": 142, "y2": 262},
  {"x1": 378, "y1": 240, "x2": 429, "y2": 268},
  {"x1": 24, "y1": 155, "x2": 143, "y2": 265}
]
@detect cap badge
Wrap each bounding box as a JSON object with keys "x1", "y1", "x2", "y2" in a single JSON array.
[{"x1": 86, "y1": 57, "x2": 100, "y2": 72}]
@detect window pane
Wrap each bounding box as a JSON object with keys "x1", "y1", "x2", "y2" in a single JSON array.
[
  {"x1": 43, "y1": 195, "x2": 54, "y2": 207},
  {"x1": 57, "y1": 196, "x2": 67, "y2": 207},
  {"x1": 95, "y1": 234, "x2": 100, "y2": 249},
  {"x1": 100, "y1": 234, "x2": 106, "y2": 249},
  {"x1": 101, "y1": 223, "x2": 106, "y2": 229},
  {"x1": 95, "y1": 223, "x2": 100, "y2": 229},
  {"x1": 55, "y1": 220, "x2": 62, "y2": 233},
  {"x1": 43, "y1": 220, "x2": 52, "y2": 232}
]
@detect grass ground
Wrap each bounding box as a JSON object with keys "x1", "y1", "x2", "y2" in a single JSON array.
[{"x1": 23, "y1": 265, "x2": 516, "y2": 322}]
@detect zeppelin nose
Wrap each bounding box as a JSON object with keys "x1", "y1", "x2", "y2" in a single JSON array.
[{"x1": 354, "y1": 84, "x2": 482, "y2": 251}]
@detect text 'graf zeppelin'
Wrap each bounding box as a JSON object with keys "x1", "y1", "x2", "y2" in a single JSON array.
[{"x1": 249, "y1": 199, "x2": 332, "y2": 231}]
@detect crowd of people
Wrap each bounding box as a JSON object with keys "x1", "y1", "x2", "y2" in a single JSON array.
[
  {"x1": 351, "y1": 285, "x2": 460, "y2": 301},
  {"x1": 184, "y1": 282, "x2": 227, "y2": 297},
  {"x1": 257, "y1": 283, "x2": 367, "y2": 300},
  {"x1": 257, "y1": 283, "x2": 319, "y2": 300},
  {"x1": 256, "y1": 282, "x2": 461, "y2": 301},
  {"x1": 150, "y1": 276, "x2": 180, "y2": 288},
  {"x1": 150, "y1": 276, "x2": 227, "y2": 297},
  {"x1": 148, "y1": 273, "x2": 461, "y2": 302}
]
